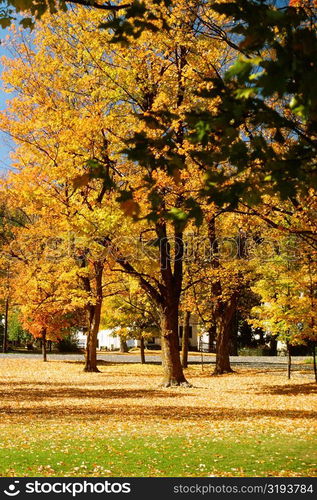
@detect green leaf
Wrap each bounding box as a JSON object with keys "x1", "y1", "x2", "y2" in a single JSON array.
[{"x1": 235, "y1": 87, "x2": 257, "y2": 99}]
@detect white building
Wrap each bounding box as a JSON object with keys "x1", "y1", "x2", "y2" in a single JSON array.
[
  {"x1": 75, "y1": 319, "x2": 203, "y2": 351},
  {"x1": 75, "y1": 329, "x2": 137, "y2": 351}
]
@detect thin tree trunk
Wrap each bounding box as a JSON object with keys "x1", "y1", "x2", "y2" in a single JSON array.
[
  {"x1": 287, "y1": 342, "x2": 291, "y2": 380},
  {"x1": 120, "y1": 338, "x2": 129, "y2": 353},
  {"x1": 84, "y1": 261, "x2": 103, "y2": 372},
  {"x1": 230, "y1": 312, "x2": 238, "y2": 356},
  {"x1": 160, "y1": 307, "x2": 190, "y2": 387},
  {"x1": 208, "y1": 324, "x2": 216, "y2": 353},
  {"x1": 208, "y1": 217, "x2": 235, "y2": 375},
  {"x1": 42, "y1": 328, "x2": 47, "y2": 362},
  {"x1": 140, "y1": 336, "x2": 145, "y2": 364},
  {"x1": 270, "y1": 336, "x2": 278, "y2": 356},
  {"x1": 181, "y1": 311, "x2": 190, "y2": 368},
  {"x1": 312, "y1": 344, "x2": 316, "y2": 383},
  {"x1": 84, "y1": 297, "x2": 102, "y2": 372},
  {"x1": 2, "y1": 297, "x2": 8, "y2": 353}
]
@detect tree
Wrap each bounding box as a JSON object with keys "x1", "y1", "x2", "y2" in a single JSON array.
[
  {"x1": 183, "y1": 211, "x2": 253, "y2": 374},
  {"x1": 7, "y1": 308, "x2": 32, "y2": 346},
  {"x1": 10, "y1": 234, "x2": 87, "y2": 361},
  {"x1": 2, "y1": 1, "x2": 317, "y2": 207},
  {"x1": 0, "y1": 2, "x2": 230, "y2": 385},
  {"x1": 0, "y1": 0, "x2": 167, "y2": 34},
  {"x1": 250, "y1": 235, "x2": 317, "y2": 379},
  {"x1": 184, "y1": 0, "x2": 317, "y2": 207},
  {"x1": 103, "y1": 280, "x2": 160, "y2": 363}
]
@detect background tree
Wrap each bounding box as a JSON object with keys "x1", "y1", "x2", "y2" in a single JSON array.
[
  {"x1": 103, "y1": 280, "x2": 160, "y2": 363},
  {"x1": 250, "y1": 235, "x2": 317, "y2": 379}
]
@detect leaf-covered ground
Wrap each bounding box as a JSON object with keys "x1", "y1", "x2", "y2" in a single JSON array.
[{"x1": 0, "y1": 359, "x2": 316, "y2": 477}]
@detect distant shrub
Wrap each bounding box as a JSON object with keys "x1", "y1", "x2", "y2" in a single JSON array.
[{"x1": 57, "y1": 335, "x2": 80, "y2": 352}]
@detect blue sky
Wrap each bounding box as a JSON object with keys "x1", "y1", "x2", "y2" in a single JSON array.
[{"x1": 0, "y1": 26, "x2": 16, "y2": 175}]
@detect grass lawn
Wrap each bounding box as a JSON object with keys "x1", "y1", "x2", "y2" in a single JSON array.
[{"x1": 0, "y1": 359, "x2": 316, "y2": 477}]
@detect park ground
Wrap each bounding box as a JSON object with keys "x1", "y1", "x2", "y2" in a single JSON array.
[{"x1": 0, "y1": 359, "x2": 316, "y2": 477}]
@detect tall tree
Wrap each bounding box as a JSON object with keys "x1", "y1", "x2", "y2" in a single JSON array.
[{"x1": 0, "y1": 2, "x2": 229, "y2": 385}]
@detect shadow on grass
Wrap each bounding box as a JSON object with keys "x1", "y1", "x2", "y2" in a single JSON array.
[
  {"x1": 0, "y1": 387, "x2": 182, "y2": 400},
  {"x1": 256, "y1": 383, "x2": 317, "y2": 395},
  {"x1": 62, "y1": 360, "x2": 162, "y2": 367},
  {"x1": 1, "y1": 403, "x2": 315, "y2": 420}
]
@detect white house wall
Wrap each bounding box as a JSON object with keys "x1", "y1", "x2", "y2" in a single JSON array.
[{"x1": 75, "y1": 318, "x2": 201, "y2": 351}]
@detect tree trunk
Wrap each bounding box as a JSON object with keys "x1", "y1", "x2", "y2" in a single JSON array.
[
  {"x1": 160, "y1": 307, "x2": 190, "y2": 387},
  {"x1": 103, "y1": 220, "x2": 189, "y2": 386},
  {"x1": 287, "y1": 342, "x2": 291, "y2": 380},
  {"x1": 42, "y1": 328, "x2": 47, "y2": 362},
  {"x1": 2, "y1": 297, "x2": 9, "y2": 353},
  {"x1": 212, "y1": 299, "x2": 237, "y2": 375},
  {"x1": 84, "y1": 261, "x2": 103, "y2": 373},
  {"x1": 208, "y1": 216, "x2": 235, "y2": 375},
  {"x1": 270, "y1": 336, "x2": 278, "y2": 356},
  {"x1": 120, "y1": 338, "x2": 129, "y2": 353},
  {"x1": 84, "y1": 323, "x2": 100, "y2": 372},
  {"x1": 208, "y1": 324, "x2": 216, "y2": 353},
  {"x1": 213, "y1": 319, "x2": 233, "y2": 375},
  {"x1": 230, "y1": 312, "x2": 239, "y2": 356},
  {"x1": 84, "y1": 297, "x2": 102, "y2": 372},
  {"x1": 140, "y1": 336, "x2": 145, "y2": 364},
  {"x1": 313, "y1": 344, "x2": 317, "y2": 383},
  {"x1": 181, "y1": 311, "x2": 190, "y2": 368}
]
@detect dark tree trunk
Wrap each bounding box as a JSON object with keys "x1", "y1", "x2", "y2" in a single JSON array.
[
  {"x1": 208, "y1": 217, "x2": 236, "y2": 375},
  {"x1": 181, "y1": 311, "x2": 190, "y2": 368},
  {"x1": 156, "y1": 220, "x2": 189, "y2": 387},
  {"x1": 230, "y1": 313, "x2": 239, "y2": 356},
  {"x1": 84, "y1": 321, "x2": 100, "y2": 372},
  {"x1": 208, "y1": 324, "x2": 216, "y2": 353},
  {"x1": 160, "y1": 306, "x2": 190, "y2": 387},
  {"x1": 287, "y1": 342, "x2": 292, "y2": 380},
  {"x1": 270, "y1": 336, "x2": 278, "y2": 356},
  {"x1": 42, "y1": 328, "x2": 47, "y2": 362},
  {"x1": 212, "y1": 296, "x2": 237, "y2": 375},
  {"x1": 213, "y1": 318, "x2": 234, "y2": 375},
  {"x1": 101, "y1": 220, "x2": 188, "y2": 386},
  {"x1": 84, "y1": 296, "x2": 102, "y2": 372},
  {"x1": 2, "y1": 297, "x2": 9, "y2": 353},
  {"x1": 313, "y1": 344, "x2": 317, "y2": 383},
  {"x1": 84, "y1": 261, "x2": 103, "y2": 373},
  {"x1": 140, "y1": 336, "x2": 145, "y2": 364},
  {"x1": 120, "y1": 338, "x2": 129, "y2": 353}
]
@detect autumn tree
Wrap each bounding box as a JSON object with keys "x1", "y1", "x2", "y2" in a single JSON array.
[
  {"x1": 103, "y1": 279, "x2": 160, "y2": 363},
  {"x1": 183, "y1": 0, "x2": 317, "y2": 206},
  {"x1": 251, "y1": 237, "x2": 317, "y2": 379},
  {"x1": 2, "y1": 210, "x2": 88, "y2": 361},
  {"x1": 0, "y1": 1, "x2": 232, "y2": 385},
  {"x1": 182, "y1": 209, "x2": 254, "y2": 374},
  {"x1": 2, "y1": 1, "x2": 317, "y2": 204}
]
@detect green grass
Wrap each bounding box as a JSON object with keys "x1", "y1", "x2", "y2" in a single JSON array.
[
  {"x1": 304, "y1": 358, "x2": 313, "y2": 365},
  {"x1": 1, "y1": 434, "x2": 316, "y2": 477}
]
